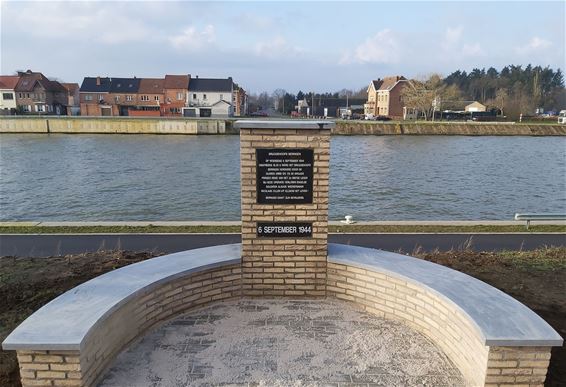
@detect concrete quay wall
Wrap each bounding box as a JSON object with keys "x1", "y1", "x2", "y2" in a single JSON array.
[
  {"x1": 1, "y1": 117, "x2": 565, "y2": 136},
  {"x1": 333, "y1": 121, "x2": 566, "y2": 136},
  {"x1": 0, "y1": 117, "x2": 233, "y2": 135}
]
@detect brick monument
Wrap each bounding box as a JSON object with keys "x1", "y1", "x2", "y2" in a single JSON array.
[{"x1": 236, "y1": 120, "x2": 334, "y2": 297}]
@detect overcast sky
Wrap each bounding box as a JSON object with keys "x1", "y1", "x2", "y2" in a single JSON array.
[{"x1": 1, "y1": 1, "x2": 564, "y2": 94}]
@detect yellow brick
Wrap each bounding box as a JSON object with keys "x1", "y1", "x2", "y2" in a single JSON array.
[
  {"x1": 20, "y1": 379, "x2": 53, "y2": 386},
  {"x1": 37, "y1": 370, "x2": 66, "y2": 379},
  {"x1": 20, "y1": 363, "x2": 50, "y2": 371},
  {"x1": 50, "y1": 363, "x2": 81, "y2": 372},
  {"x1": 33, "y1": 355, "x2": 64, "y2": 363}
]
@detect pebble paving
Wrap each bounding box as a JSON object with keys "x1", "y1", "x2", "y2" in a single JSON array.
[{"x1": 100, "y1": 299, "x2": 466, "y2": 387}]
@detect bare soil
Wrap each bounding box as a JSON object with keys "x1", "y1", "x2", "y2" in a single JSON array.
[{"x1": 0, "y1": 248, "x2": 564, "y2": 386}]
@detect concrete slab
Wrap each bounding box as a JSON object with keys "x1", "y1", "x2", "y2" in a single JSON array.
[{"x1": 99, "y1": 299, "x2": 465, "y2": 387}]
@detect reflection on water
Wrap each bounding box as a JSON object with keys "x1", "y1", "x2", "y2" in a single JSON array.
[{"x1": 1, "y1": 134, "x2": 564, "y2": 220}]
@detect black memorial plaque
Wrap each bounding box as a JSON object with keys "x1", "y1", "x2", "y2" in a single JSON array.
[
  {"x1": 256, "y1": 148, "x2": 313, "y2": 204},
  {"x1": 257, "y1": 222, "x2": 313, "y2": 238}
]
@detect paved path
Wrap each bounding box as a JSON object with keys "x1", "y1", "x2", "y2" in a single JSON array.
[
  {"x1": 0, "y1": 233, "x2": 564, "y2": 257},
  {"x1": 99, "y1": 299, "x2": 464, "y2": 387}
]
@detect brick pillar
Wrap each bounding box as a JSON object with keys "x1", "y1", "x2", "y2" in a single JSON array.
[{"x1": 236, "y1": 120, "x2": 334, "y2": 297}]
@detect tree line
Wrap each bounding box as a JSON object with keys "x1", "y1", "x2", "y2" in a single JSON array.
[
  {"x1": 444, "y1": 65, "x2": 564, "y2": 119},
  {"x1": 248, "y1": 64, "x2": 565, "y2": 120}
]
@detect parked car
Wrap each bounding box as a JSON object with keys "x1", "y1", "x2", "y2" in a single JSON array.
[
  {"x1": 374, "y1": 115, "x2": 391, "y2": 121},
  {"x1": 250, "y1": 111, "x2": 268, "y2": 117}
]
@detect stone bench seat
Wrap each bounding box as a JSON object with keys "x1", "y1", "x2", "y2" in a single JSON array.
[
  {"x1": 3, "y1": 243, "x2": 562, "y2": 387},
  {"x1": 326, "y1": 243, "x2": 562, "y2": 386},
  {"x1": 3, "y1": 244, "x2": 242, "y2": 387}
]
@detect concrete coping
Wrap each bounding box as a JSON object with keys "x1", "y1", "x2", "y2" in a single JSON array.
[
  {"x1": 234, "y1": 120, "x2": 335, "y2": 130},
  {"x1": 1, "y1": 244, "x2": 242, "y2": 351},
  {"x1": 327, "y1": 243, "x2": 563, "y2": 347}
]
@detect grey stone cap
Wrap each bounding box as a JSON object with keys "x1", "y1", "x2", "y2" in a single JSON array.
[
  {"x1": 328, "y1": 243, "x2": 563, "y2": 347},
  {"x1": 234, "y1": 120, "x2": 335, "y2": 130},
  {"x1": 2, "y1": 244, "x2": 242, "y2": 351}
]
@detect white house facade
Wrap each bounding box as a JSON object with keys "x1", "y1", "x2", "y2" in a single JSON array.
[
  {"x1": 0, "y1": 76, "x2": 19, "y2": 113},
  {"x1": 184, "y1": 77, "x2": 234, "y2": 118}
]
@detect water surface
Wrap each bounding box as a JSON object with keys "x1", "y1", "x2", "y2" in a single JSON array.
[{"x1": 1, "y1": 134, "x2": 564, "y2": 220}]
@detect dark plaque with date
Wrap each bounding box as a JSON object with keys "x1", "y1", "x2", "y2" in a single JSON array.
[
  {"x1": 256, "y1": 148, "x2": 313, "y2": 204},
  {"x1": 257, "y1": 222, "x2": 313, "y2": 238}
]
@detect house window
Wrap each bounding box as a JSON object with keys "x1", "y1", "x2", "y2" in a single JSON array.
[
  {"x1": 85, "y1": 95, "x2": 93, "y2": 101},
  {"x1": 141, "y1": 95, "x2": 149, "y2": 101},
  {"x1": 115, "y1": 96, "x2": 120, "y2": 102},
  {"x1": 192, "y1": 93, "x2": 197, "y2": 99},
  {"x1": 98, "y1": 94, "x2": 104, "y2": 101},
  {"x1": 18, "y1": 93, "x2": 23, "y2": 98},
  {"x1": 220, "y1": 94, "x2": 223, "y2": 100},
  {"x1": 126, "y1": 95, "x2": 132, "y2": 101},
  {"x1": 154, "y1": 96, "x2": 159, "y2": 101},
  {"x1": 37, "y1": 105, "x2": 45, "y2": 112},
  {"x1": 203, "y1": 94, "x2": 207, "y2": 100},
  {"x1": 2, "y1": 93, "x2": 13, "y2": 100},
  {"x1": 26, "y1": 93, "x2": 30, "y2": 98},
  {"x1": 177, "y1": 92, "x2": 184, "y2": 100},
  {"x1": 22, "y1": 105, "x2": 30, "y2": 112}
]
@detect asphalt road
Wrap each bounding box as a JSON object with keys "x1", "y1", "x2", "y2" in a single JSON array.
[{"x1": 1, "y1": 233, "x2": 564, "y2": 257}]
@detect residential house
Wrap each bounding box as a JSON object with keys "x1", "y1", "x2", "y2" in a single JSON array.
[
  {"x1": 186, "y1": 77, "x2": 234, "y2": 117},
  {"x1": 61, "y1": 83, "x2": 80, "y2": 115},
  {"x1": 233, "y1": 84, "x2": 247, "y2": 117},
  {"x1": 131, "y1": 78, "x2": 164, "y2": 116},
  {"x1": 15, "y1": 70, "x2": 68, "y2": 115},
  {"x1": 79, "y1": 77, "x2": 112, "y2": 116},
  {"x1": 364, "y1": 76, "x2": 408, "y2": 119},
  {"x1": 0, "y1": 75, "x2": 19, "y2": 115},
  {"x1": 465, "y1": 101, "x2": 487, "y2": 112},
  {"x1": 109, "y1": 78, "x2": 141, "y2": 116},
  {"x1": 162, "y1": 75, "x2": 189, "y2": 116}
]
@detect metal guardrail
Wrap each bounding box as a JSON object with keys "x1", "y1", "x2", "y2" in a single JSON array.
[{"x1": 514, "y1": 213, "x2": 566, "y2": 229}]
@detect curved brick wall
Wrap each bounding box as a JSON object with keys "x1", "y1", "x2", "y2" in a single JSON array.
[
  {"x1": 13, "y1": 262, "x2": 241, "y2": 387},
  {"x1": 326, "y1": 261, "x2": 552, "y2": 386}
]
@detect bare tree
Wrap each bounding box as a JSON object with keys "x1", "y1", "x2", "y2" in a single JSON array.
[
  {"x1": 272, "y1": 88, "x2": 286, "y2": 113},
  {"x1": 402, "y1": 74, "x2": 463, "y2": 120}
]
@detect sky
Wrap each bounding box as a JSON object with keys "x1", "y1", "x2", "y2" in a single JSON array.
[{"x1": 1, "y1": 1, "x2": 564, "y2": 94}]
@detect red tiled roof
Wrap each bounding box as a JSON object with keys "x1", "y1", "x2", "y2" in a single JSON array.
[
  {"x1": 0, "y1": 76, "x2": 20, "y2": 89},
  {"x1": 164, "y1": 75, "x2": 189, "y2": 89},
  {"x1": 61, "y1": 83, "x2": 80, "y2": 93},
  {"x1": 138, "y1": 78, "x2": 165, "y2": 94},
  {"x1": 378, "y1": 76, "x2": 407, "y2": 91}
]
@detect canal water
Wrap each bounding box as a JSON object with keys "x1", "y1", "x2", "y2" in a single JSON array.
[{"x1": 1, "y1": 134, "x2": 564, "y2": 221}]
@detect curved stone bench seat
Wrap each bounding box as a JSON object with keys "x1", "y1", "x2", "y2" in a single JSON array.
[
  {"x1": 326, "y1": 243, "x2": 562, "y2": 386},
  {"x1": 3, "y1": 243, "x2": 562, "y2": 387},
  {"x1": 3, "y1": 244, "x2": 242, "y2": 387}
]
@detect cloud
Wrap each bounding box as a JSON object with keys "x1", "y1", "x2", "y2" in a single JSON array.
[
  {"x1": 341, "y1": 29, "x2": 401, "y2": 65},
  {"x1": 254, "y1": 36, "x2": 303, "y2": 59},
  {"x1": 462, "y1": 43, "x2": 485, "y2": 57},
  {"x1": 444, "y1": 26, "x2": 463, "y2": 46},
  {"x1": 516, "y1": 37, "x2": 552, "y2": 54},
  {"x1": 169, "y1": 25, "x2": 216, "y2": 50},
  {"x1": 3, "y1": 2, "x2": 155, "y2": 44}
]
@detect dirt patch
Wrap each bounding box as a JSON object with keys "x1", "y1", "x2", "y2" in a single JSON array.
[
  {"x1": 0, "y1": 250, "x2": 160, "y2": 387},
  {"x1": 1, "y1": 247, "x2": 564, "y2": 386}
]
